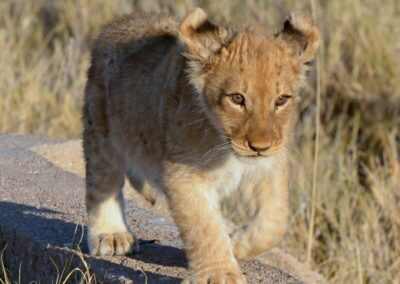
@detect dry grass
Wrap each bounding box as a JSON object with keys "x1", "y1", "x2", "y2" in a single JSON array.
[
  {"x1": 0, "y1": 0, "x2": 399, "y2": 283},
  {"x1": 0, "y1": 227, "x2": 95, "y2": 284}
]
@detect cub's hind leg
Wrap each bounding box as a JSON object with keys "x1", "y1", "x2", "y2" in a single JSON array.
[
  {"x1": 127, "y1": 169, "x2": 159, "y2": 205},
  {"x1": 84, "y1": 140, "x2": 137, "y2": 256}
]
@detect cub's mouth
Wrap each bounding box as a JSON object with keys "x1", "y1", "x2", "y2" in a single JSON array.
[{"x1": 230, "y1": 139, "x2": 282, "y2": 158}]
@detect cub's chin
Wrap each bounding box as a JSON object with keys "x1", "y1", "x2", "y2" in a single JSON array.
[
  {"x1": 233, "y1": 151, "x2": 269, "y2": 160},
  {"x1": 232, "y1": 147, "x2": 285, "y2": 163},
  {"x1": 233, "y1": 155, "x2": 277, "y2": 170}
]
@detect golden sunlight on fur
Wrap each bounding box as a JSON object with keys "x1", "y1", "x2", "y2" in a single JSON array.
[{"x1": 83, "y1": 7, "x2": 319, "y2": 283}]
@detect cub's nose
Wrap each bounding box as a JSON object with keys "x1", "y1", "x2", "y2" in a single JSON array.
[{"x1": 248, "y1": 142, "x2": 271, "y2": 152}]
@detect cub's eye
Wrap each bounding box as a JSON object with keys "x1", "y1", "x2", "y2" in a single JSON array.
[
  {"x1": 275, "y1": 95, "x2": 291, "y2": 108},
  {"x1": 228, "y1": 93, "x2": 245, "y2": 106}
]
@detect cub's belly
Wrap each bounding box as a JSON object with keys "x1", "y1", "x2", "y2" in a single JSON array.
[{"x1": 126, "y1": 153, "x2": 164, "y2": 191}]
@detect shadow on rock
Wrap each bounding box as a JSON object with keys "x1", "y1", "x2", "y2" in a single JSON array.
[{"x1": 0, "y1": 201, "x2": 184, "y2": 283}]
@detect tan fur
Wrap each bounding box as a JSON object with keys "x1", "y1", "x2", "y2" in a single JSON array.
[{"x1": 83, "y1": 8, "x2": 319, "y2": 283}]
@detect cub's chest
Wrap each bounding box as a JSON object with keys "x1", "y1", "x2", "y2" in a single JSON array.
[{"x1": 209, "y1": 156, "x2": 276, "y2": 198}]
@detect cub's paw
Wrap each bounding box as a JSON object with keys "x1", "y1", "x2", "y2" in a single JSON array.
[
  {"x1": 183, "y1": 270, "x2": 246, "y2": 284},
  {"x1": 88, "y1": 231, "x2": 137, "y2": 256}
]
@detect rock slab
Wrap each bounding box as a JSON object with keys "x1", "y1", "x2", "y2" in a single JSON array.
[{"x1": 0, "y1": 134, "x2": 325, "y2": 283}]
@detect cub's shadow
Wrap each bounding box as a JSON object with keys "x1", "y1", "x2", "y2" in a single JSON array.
[
  {"x1": 135, "y1": 239, "x2": 187, "y2": 268},
  {"x1": 0, "y1": 201, "x2": 187, "y2": 283}
]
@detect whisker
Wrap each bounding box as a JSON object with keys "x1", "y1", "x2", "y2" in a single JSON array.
[
  {"x1": 182, "y1": 118, "x2": 208, "y2": 127},
  {"x1": 200, "y1": 145, "x2": 233, "y2": 165}
]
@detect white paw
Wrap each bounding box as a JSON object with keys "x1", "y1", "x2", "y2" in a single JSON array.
[{"x1": 88, "y1": 231, "x2": 137, "y2": 256}]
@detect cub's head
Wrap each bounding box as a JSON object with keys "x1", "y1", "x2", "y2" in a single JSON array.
[{"x1": 179, "y1": 8, "x2": 320, "y2": 157}]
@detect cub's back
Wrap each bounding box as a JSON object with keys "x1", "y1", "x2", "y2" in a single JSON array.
[
  {"x1": 95, "y1": 13, "x2": 178, "y2": 60},
  {"x1": 83, "y1": 13, "x2": 185, "y2": 158}
]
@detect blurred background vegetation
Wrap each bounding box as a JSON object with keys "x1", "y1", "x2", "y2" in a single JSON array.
[{"x1": 0, "y1": 0, "x2": 399, "y2": 283}]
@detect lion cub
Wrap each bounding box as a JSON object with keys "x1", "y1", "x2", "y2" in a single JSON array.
[{"x1": 83, "y1": 8, "x2": 319, "y2": 283}]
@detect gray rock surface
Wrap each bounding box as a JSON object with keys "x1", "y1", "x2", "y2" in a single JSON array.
[{"x1": 0, "y1": 134, "x2": 325, "y2": 283}]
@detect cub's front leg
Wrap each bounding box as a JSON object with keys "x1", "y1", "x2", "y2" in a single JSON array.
[
  {"x1": 230, "y1": 168, "x2": 289, "y2": 260},
  {"x1": 165, "y1": 166, "x2": 246, "y2": 284},
  {"x1": 84, "y1": 140, "x2": 137, "y2": 256}
]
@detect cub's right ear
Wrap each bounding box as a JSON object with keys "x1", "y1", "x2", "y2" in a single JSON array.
[
  {"x1": 179, "y1": 8, "x2": 229, "y2": 61},
  {"x1": 277, "y1": 13, "x2": 320, "y2": 64}
]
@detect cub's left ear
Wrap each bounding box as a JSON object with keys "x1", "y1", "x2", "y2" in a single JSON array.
[
  {"x1": 178, "y1": 8, "x2": 230, "y2": 61},
  {"x1": 277, "y1": 13, "x2": 320, "y2": 64}
]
